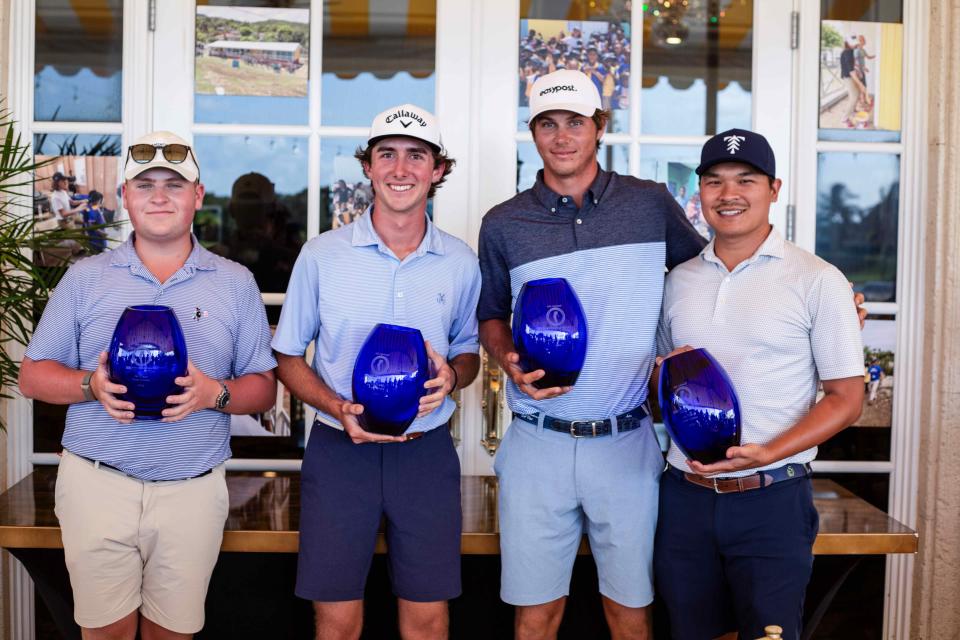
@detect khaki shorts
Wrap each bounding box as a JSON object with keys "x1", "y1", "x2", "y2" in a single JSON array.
[{"x1": 54, "y1": 450, "x2": 228, "y2": 633}]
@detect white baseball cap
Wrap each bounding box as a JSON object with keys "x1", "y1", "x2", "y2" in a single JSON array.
[
  {"x1": 123, "y1": 131, "x2": 200, "y2": 182},
  {"x1": 528, "y1": 69, "x2": 602, "y2": 120},
  {"x1": 367, "y1": 104, "x2": 443, "y2": 151}
]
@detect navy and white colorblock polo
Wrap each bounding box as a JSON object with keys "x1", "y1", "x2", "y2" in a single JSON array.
[{"x1": 478, "y1": 167, "x2": 706, "y2": 421}]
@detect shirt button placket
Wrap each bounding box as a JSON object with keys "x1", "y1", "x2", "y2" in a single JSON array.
[
  {"x1": 394, "y1": 266, "x2": 406, "y2": 321},
  {"x1": 713, "y1": 275, "x2": 731, "y2": 323}
]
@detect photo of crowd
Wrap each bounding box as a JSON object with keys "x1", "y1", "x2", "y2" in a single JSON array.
[
  {"x1": 519, "y1": 19, "x2": 631, "y2": 123},
  {"x1": 33, "y1": 156, "x2": 121, "y2": 264}
]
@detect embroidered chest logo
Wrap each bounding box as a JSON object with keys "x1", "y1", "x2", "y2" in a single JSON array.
[
  {"x1": 723, "y1": 135, "x2": 746, "y2": 154},
  {"x1": 437, "y1": 293, "x2": 446, "y2": 305},
  {"x1": 193, "y1": 307, "x2": 208, "y2": 321}
]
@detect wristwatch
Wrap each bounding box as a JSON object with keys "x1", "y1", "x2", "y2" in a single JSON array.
[
  {"x1": 80, "y1": 371, "x2": 95, "y2": 402},
  {"x1": 215, "y1": 381, "x2": 231, "y2": 410}
]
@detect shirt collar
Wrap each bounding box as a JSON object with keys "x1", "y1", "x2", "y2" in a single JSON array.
[
  {"x1": 109, "y1": 232, "x2": 219, "y2": 272},
  {"x1": 701, "y1": 225, "x2": 785, "y2": 268},
  {"x1": 350, "y1": 205, "x2": 445, "y2": 257},
  {"x1": 532, "y1": 164, "x2": 612, "y2": 211}
]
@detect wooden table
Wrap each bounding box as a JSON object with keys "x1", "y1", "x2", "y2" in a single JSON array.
[
  {"x1": 0, "y1": 468, "x2": 917, "y2": 640},
  {"x1": 0, "y1": 468, "x2": 918, "y2": 555}
]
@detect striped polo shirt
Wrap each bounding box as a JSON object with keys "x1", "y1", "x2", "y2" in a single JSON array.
[
  {"x1": 658, "y1": 227, "x2": 864, "y2": 476},
  {"x1": 271, "y1": 209, "x2": 481, "y2": 434},
  {"x1": 478, "y1": 167, "x2": 707, "y2": 421},
  {"x1": 25, "y1": 234, "x2": 277, "y2": 481}
]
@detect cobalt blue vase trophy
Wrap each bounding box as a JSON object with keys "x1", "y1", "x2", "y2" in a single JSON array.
[
  {"x1": 108, "y1": 305, "x2": 188, "y2": 420},
  {"x1": 657, "y1": 348, "x2": 742, "y2": 464},
  {"x1": 512, "y1": 278, "x2": 588, "y2": 389},
  {"x1": 352, "y1": 323, "x2": 430, "y2": 436}
]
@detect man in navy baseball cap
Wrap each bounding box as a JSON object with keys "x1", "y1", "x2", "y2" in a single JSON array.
[
  {"x1": 696, "y1": 127, "x2": 777, "y2": 179},
  {"x1": 653, "y1": 126, "x2": 867, "y2": 640}
]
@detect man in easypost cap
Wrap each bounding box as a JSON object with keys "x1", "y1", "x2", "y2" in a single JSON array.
[
  {"x1": 19, "y1": 130, "x2": 278, "y2": 639},
  {"x1": 477, "y1": 69, "x2": 707, "y2": 639},
  {"x1": 272, "y1": 104, "x2": 481, "y2": 640},
  {"x1": 653, "y1": 129, "x2": 865, "y2": 640}
]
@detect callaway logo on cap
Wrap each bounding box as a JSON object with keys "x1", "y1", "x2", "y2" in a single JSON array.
[
  {"x1": 528, "y1": 69, "x2": 602, "y2": 120},
  {"x1": 367, "y1": 104, "x2": 443, "y2": 151}
]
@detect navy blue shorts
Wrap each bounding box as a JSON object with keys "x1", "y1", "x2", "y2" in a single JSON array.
[
  {"x1": 295, "y1": 424, "x2": 462, "y2": 603},
  {"x1": 654, "y1": 467, "x2": 819, "y2": 640}
]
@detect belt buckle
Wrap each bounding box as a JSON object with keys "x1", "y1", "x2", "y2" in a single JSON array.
[
  {"x1": 568, "y1": 420, "x2": 598, "y2": 438},
  {"x1": 712, "y1": 477, "x2": 744, "y2": 494}
]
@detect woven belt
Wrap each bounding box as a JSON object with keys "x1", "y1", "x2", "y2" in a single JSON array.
[
  {"x1": 668, "y1": 462, "x2": 811, "y2": 494},
  {"x1": 512, "y1": 401, "x2": 650, "y2": 438},
  {"x1": 72, "y1": 452, "x2": 212, "y2": 481}
]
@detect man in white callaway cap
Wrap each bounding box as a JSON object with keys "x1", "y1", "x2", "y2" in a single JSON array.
[
  {"x1": 273, "y1": 104, "x2": 481, "y2": 639},
  {"x1": 477, "y1": 70, "x2": 708, "y2": 639},
  {"x1": 20, "y1": 130, "x2": 277, "y2": 639}
]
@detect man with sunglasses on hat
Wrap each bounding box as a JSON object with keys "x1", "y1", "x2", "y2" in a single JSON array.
[
  {"x1": 20, "y1": 130, "x2": 277, "y2": 640},
  {"x1": 652, "y1": 129, "x2": 864, "y2": 640},
  {"x1": 272, "y1": 104, "x2": 481, "y2": 640},
  {"x1": 478, "y1": 69, "x2": 708, "y2": 640}
]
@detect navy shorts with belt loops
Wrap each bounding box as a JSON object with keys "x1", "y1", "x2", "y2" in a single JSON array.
[
  {"x1": 296, "y1": 423, "x2": 462, "y2": 603},
  {"x1": 654, "y1": 466, "x2": 820, "y2": 640}
]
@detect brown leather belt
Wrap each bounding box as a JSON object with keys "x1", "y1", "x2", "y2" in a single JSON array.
[{"x1": 667, "y1": 463, "x2": 812, "y2": 494}]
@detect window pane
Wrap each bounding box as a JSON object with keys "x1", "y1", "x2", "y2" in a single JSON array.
[
  {"x1": 639, "y1": 145, "x2": 712, "y2": 240},
  {"x1": 321, "y1": 1, "x2": 436, "y2": 126},
  {"x1": 193, "y1": 135, "x2": 309, "y2": 294},
  {"x1": 195, "y1": 2, "x2": 311, "y2": 125},
  {"x1": 518, "y1": 0, "x2": 633, "y2": 133},
  {"x1": 641, "y1": 0, "x2": 752, "y2": 136},
  {"x1": 517, "y1": 143, "x2": 627, "y2": 192},
  {"x1": 817, "y1": 19, "x2": 902, "y2": 142},
  {"x1": 34, "y1": 0, "x2": 123, "y2": 122},
  {"x1": 815, "y1": 152, "x2": 899, "y2": 302}
]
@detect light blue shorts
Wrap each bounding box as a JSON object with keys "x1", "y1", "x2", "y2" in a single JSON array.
[{"x1": 495, "y1": 415, "x2": 664, "y2": 608}]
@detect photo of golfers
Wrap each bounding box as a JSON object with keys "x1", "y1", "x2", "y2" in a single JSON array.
[
  {"x1": 819, "y1": 20, "x2": 902, "y2": 132},
  {"x1": 33, "y1": 155, "x2": 122, "y2": 264}
]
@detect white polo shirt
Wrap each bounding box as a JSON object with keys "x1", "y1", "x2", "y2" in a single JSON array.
[{"x1": 657, "y1": 227, "x2": 864, "y2": 476}]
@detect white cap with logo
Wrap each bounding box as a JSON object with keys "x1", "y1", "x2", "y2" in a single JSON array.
[
  {"x1": 528, "y1": 69, "x2": 602, "y2": 120},
  {"x1": 367, "y1": 104, "x2": 443, "y2": 151},
  {"x1": 123, "y1": 131, "x2": 200, "y2": 182}
]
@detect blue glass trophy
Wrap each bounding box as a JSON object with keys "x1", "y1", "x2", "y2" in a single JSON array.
[
  {"x1": 512, "y1": 278, "x2": 588, "y2": 389},
  {"x1": 352, "y1": 324, "x2": 430, "y2": 436},
  {"x1": 658, "y1": 348, "x2": 742, "y2": 464},
  {"x1": 108, "y1": 305, "x2": 188, "y2": 420}
]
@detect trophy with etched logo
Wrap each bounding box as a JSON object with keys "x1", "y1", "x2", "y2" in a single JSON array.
[
  {"x1": 352, "y1": 323, "x2": 430, "y2": 436},
  {"x1": 512, "y1": 278, "x2": 588, "y2": 389},
  {"x1": 658, "y1": 348, "x2": 741, "y2": 464},
  {"x1": 108, "y1": 305, "x2": 189, "y2": 420}
]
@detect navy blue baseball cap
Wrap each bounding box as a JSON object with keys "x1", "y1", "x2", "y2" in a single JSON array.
[{"x1": 696, "y1": 128, "x2": 776, "y2": 178}]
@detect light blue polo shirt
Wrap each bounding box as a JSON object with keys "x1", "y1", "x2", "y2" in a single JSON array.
[
  {"x1": 271, "y1": 210, "x2": 481, "y2": 434},
  {"x1": 25, "y1": 233, "x2": 277, "y2": 481}
]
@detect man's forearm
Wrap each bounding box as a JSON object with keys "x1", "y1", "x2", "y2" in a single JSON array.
[
  {"x1": 479, "y1": 318, "x2": 516, "y2": 369},
  {"x1": 222, "y1": 371, "x2": 277, "y2": 415},
  {"x1": 450, "y1": 353, "x2": 480, "y2": 390},
  {"x1": 275, "y1": 352, "x2": 344, "y2": 417},
  {"x1": 19, "y1": 357, "x2": 87, "y2": 404},
  {"x1": 763, "y1": 376, "x2": 864, "y2": 464}
]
